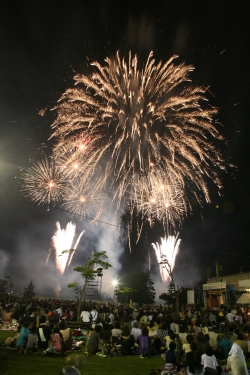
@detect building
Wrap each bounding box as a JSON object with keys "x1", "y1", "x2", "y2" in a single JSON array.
[{"x1": 202, "y1": 261, "x2": 250, "y2": 309}]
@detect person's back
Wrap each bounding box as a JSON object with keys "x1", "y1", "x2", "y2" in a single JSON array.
[
  {"x1": 201, "y1": 346, "x2": 218, "y2": 373},
  {"x1": 87, "y1": 326, "x2": 101, "y2": 355},
  {"x1": 208, "y1": 330, "x2": 218, "y2": 349},
  {"x1": 162, "y1": 341, "x2": 178, "y2": 375},
  {"x1": 131, "y1": 322, "x2": 141, "y2": 342},
  {"x1": 27, "y1": 326, "x2": 38, "y2": 350},
  {"x1": 16, "y1": 323, "x2": 30, "y2": 350},
  {"x1": 80, "y1": 310, "x2": 90, "y2": 323},
  {"x1": 218, "y1": 334, "x2": 232, "y2": 359},
  {"x1": 227, "y1": 343, "x2": 248, "y2": 375},
  {"x1": 59, "y1": 321, "x2": 72, "y2": 350}
]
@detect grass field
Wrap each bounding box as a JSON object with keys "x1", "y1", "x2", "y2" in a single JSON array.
[{"x1": 0, "y1": 330, "x2": 163, "y2": 375}]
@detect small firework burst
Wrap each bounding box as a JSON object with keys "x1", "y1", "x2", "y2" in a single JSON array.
[{"x1": 20, "y1": 156, "x2": 67, "y2": 205}]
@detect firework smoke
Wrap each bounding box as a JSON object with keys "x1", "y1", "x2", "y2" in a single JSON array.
[
  {"x1": 152, "y1": 235, "x2": 181, "y2": 282},
  {"x1": 48, "y1": 221, "x2": 85, "y2": 274}
]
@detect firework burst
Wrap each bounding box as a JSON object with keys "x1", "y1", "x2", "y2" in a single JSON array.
[
  {"x1": 51, "y1": 51, "x2": 226, "y2": 211},
  {"x1": 130, "y1": 168, "x2": 192, "y2": 228},
  {"x1": 152, "y1": 235, "x2": 181, "y2": 282},
  {"x1": 21, "y1": 156, "x2": 67, "y2": 205},
  {"x1": 21, "y1": 51, "x2": 228, "y2": 237}
]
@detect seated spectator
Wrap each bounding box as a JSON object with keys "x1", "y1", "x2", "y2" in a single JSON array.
[
  {"x1": 100, "y1": 324, "x2": 112, "y2": 344},
  {"x1": 103, "y1": 317, "x2": 113, "y2": 331},
  {"x1": 44, "y1": 326, "x2": 63, "y2": 354},
  {"x1": 201, "y1": 346, "x2": 219, "y2": 375},
  {"x1": 208, "y1": 327, "x2": 218, "y2": 350},
  {"x1": 16, "y1": 319, "x2": 32, "y2": 354},
  {"x1": 156, "y1": 322, "x2": 168, "y2": 347},
  {"x1": 59, "y1": 321, "x2": 72, "y2": 351},
  {"x1": 161, "y1": 341, "x2": 178, "y2": 375},
  {"x1": 186, "y1": 341, "x2": 203, "y2": 375},
  {"x1": 183, "y1": 334, "x2": 194, "y2": 355},
  {"x1": 111, "y1": 321, "x2": 122, "y2": 342},
  {"x1": 121, "y1": 325, "x2": 135, "y2": 355},
  {"x1": 196, "y1": 332, "x2": 208, "y2": 356},
  {"x1": 38, "y1": 316, "x2": 51, "y2": 352},
  {"x1": 223, "y1": 343, "x2": 248, "y2": 375},
  {"x1": 80, "y1": 309, "x2": 90, "y2": 323},
  {"x1": 131, "y1": 321, "x2": 141, "y2": 342},
  {"x1": 179, "y1": 326, "x2": 188, "y2": 345},
  {"x1": 137, "y1": 326, "x2": 151, "y2": 358},
  {"x1": 165, "y1": 330, "x2": 176, "y2": 350},
  {"x1": 2, "y1": 307, "x2": 13, "y2": 325},
  {"x1": 234, "y1": 332, "x2": 247, "y2": 357},
  {"x1": 27, "y1": 325, "x2": 38, "y2": 353},
  {"x1": 87, "y1": 325, "x2": 102, "y2": 355},
  {"x1": 218, "y1": 333, "x2": 232, "y2": 359}
]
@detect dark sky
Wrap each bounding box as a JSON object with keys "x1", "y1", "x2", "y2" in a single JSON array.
[{"x1": 0, "y1": 0, "x2": 250, "y2": 299}]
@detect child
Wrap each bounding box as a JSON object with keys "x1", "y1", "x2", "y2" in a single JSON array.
[{"x1": 27, "y1": 325, "x2": 38, "y2": 353}]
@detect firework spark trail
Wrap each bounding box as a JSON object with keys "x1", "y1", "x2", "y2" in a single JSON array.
[
  {"x1": 50, "y1": 221, "x2": 85, "y2": 274},
  {"x1": 152, "y1": 235, "x2": 181, "y2": 282}
]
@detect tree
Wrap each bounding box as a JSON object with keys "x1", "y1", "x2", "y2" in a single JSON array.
[
  {"x1": 0, "y1": 274, "x2": 13, "y2": 299},
  {"x1": 118, "y1": 286, "x2": 136, "y2": 305},
  {"x1": 23, "y1": 281, "x2": 36, "y2": 299},
  {"x1": 118, "y1": 272, "x2": 155, "y2": 305},
  {"x1": 67, "y1": 251, "x2": 112, "y2": 322},
  {"x1": 0, "y1": 279, "x2": 8, "y2": 298},
  {"x1": 159, "y1": 257, "x2": 180, "y2": 318},
  {"x1": 159, "y1": 281, "x2": 176, "y2": 306}
]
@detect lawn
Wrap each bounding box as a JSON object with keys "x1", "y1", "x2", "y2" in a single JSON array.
[{"x1": 0, "y1": 330, "x2": 163, "y2": 375}]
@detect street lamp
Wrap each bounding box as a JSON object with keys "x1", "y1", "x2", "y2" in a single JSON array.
[{"x1": 112, "y1": 279, "x2": 118, "y2": 306}]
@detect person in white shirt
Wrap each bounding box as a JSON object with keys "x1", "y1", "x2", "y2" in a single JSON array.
[
  {"x1": 90, "y1": 308, "x2": 98, "y2": 322},
  {"x1": 56, "y1": 306, "x2": 63, "y2": 317},
  {"x1": 131, "y1": 322, "x2": 141, "y2": 342},
  {"x1": 80, "y1": 309, "x2": 90, "y2": 323},
  {"x1": 108, "y1": 311, "x2": 114, "y2": 323},
  {"x1": 201, "y1": 346, "x2": 218, "y2": 373}
]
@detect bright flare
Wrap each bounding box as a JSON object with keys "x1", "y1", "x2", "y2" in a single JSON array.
[
  {"x1": 152, "y1": 235, "x2": 181, "y2": 282},
  {"x1": 50, "y1": 221, "x2": 85, "y2": 274}
]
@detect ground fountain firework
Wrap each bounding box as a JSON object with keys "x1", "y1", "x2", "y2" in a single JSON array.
[
  {"x1": 47, "y1": 221, "x2": 85, "y2": 274},
  {"x1": 152, "y1": 235, "x2": 181, "y2": 282}
]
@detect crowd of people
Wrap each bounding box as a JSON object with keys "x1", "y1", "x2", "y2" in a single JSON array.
[{"x1": 1, "y1": 297, "x2": 250, "y2": 375}]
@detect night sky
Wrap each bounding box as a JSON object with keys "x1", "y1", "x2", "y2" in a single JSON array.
[{"x1": 0, "y1": 1, "x2": 250, "y2": 300}]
